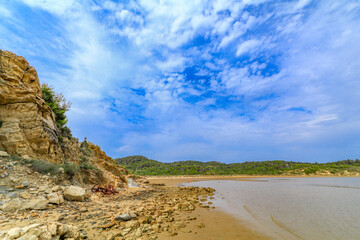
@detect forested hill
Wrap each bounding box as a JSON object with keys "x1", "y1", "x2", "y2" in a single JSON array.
[{"x1": 115, "y1": 155, "x2": 360, "y2": 176}]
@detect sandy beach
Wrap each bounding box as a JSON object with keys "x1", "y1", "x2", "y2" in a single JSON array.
[{"x1": 149, "y1": 176, "x2": 273, "y2": 240}]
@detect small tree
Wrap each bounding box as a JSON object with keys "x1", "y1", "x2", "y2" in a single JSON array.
[{"x1": 41, "y1": 84, "x2": 72, "y2": 137}]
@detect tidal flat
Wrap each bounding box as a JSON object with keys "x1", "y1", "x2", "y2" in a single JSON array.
[{"x1": 180, "y1": 177, "x2": 360, "y2": 240}]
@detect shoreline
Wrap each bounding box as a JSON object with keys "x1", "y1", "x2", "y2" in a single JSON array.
[
  {"x1": 149, "y1": 176, "x2": 273, "y2": 240},
  {"x1": 148, "y1": 175, "x2": 360, "y2": 240}
]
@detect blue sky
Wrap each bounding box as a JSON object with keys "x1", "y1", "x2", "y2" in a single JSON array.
[{"x1": 1, "y1": 0, "x2": 360, "y2": 163}]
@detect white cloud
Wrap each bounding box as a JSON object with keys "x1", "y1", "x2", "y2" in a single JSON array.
[
  {"x1": 21, "y1": 0, "x2": 76, "y2": 15},
  {"x1": 235, "y1": 39, "x2": 262, "y2": 56},
  {"x1": 6, "y1": 0, "x2": 360, "y2": 162},
  {"x1": 217, "y1": 15, "x2": 257, "y2": 48},
  {"x1": 156, "y1": 54, "x2": 187, "y2": 72},
  {"x1": 0, "y1": 5, "x2": 12, "y2": 18}
]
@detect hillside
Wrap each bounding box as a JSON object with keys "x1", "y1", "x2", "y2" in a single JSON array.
[{"x1": 116, "y1": 156, "x2": 360, "y2": 176}]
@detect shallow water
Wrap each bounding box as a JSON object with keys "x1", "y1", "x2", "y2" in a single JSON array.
[{"x1": 183, "y1": 177, "x2": 360, "y2": 240}]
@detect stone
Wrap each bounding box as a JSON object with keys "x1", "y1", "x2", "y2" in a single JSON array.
[
  {"x1": 47, "y1": 223, "x2": 57, "y2": 235},
  {"x1": 23, "y1": 197, "x2": 49, "y2": 210},
  {"x1": 63, "y1": 186, "x2": 85, "y2": 201},
  {"x1": 0, "y1": 151, "x2": 9, "y2": 157},
  {"x1": 47, "y1": 192, "x2": 64, "y2": 205},
  {"x1": 6, "y1": 192, "x2": 18, "y2": 198},
  {"x1": 1, "y1": 198, "x2": 22, "y2": 211},
  {"x1": 1, "y1": 170, "x2": 8, "y2": 178},
  {"x1": 197, "y1": 222, "x2": 205, "y2": 228},
  {"x1": 51, "y1": 185, "x2": 62, "y2": 192},
  {"x1": 127, "y1": 177, "x2": 139, "y2": 188},
  {"x1": 174, "y1": 221, "x2": 186, "y2": 229},
  {"x1": 115, "y1": 213, "x2": 136, "y2": 221},
  {"x1": 22, "y1": 180, "x2": 30, "y2": 187},
  {"x1": 135, "y1": 228, "x2": 142, "y2": 237},
  {"x1": 7, "y1": 227, "x2": 21, "y2": 239},
  {"x1": 22, "y1": 155, "x2": 31, "y2": 160}
]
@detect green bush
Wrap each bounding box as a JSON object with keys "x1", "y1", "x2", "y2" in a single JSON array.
[
  {"x1": 80, "y1": 162, "x2": 97, "y2": 170},
  {"x1": 28, "y1": 159, "x2": 61, "y2": 175},
  {"x1": 10, "y1": 154, "x2": 22, "y2": 162},
  {"x1": 79, "y1": 140, "x2": 93, "y2": 156},
  {"x1": 62, "y1": 162, "x2": 79, "y2": 176},
  {"x1": 79, "y1": 155, "x2": 97, "y2": 170},
  {"x1": 41, "y1": 84, "x2": 72, "y2": 137}
]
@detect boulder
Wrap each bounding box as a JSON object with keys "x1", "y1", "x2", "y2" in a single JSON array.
[
  {"x1": 47, "y1": 192, "x2": 64, "y2": 205},
  {"x1": 63, "y1": 186, "x2": 85, "y2": 201}
]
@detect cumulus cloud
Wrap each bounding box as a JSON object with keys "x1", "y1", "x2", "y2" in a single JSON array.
[{"x1": 2, "y1": 0, "x2": 360, "y2": 162}]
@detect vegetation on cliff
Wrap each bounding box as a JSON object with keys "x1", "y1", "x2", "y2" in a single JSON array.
[
  {"x1": 41, "y1": 84, "x2": 72, "y2": 138},
  {"x1": 116, "y1": 155, "x2": 360, "y2": 176}
]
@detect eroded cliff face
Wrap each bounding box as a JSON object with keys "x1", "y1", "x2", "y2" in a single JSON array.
[
  {"x1": 0, "y1": 50, "x2": 65, "y2": 162},
  {"x1": 0, "y1": 50, "x2": 129, "y2": 187}
]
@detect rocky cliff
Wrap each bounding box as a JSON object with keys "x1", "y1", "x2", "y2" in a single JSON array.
[
  {"x1": 0, "y1": 50, "x2": 128, "y2": 187},
  {"x1": 0, "y1": 50, "x2": 64, "y2": 162}
]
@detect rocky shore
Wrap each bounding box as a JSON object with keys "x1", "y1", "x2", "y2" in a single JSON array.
[{"x1": 0, "y1": 153, "x2": 216, "y2": 240}]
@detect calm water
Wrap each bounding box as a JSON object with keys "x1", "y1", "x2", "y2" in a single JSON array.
[{"x1": 183, "y1": 177, "x2": 360, "y2": 240}]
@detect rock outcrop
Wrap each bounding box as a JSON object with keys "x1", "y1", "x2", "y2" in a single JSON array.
[
  {"x1": 0, "y1": 50, "x2": 130, "y2": 188},
  {"x1": 0, "y1": 50, "x2": 64, "y2": 163}
]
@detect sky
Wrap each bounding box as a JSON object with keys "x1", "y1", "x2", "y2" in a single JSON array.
[{"x1": 1, "y1": 0, "x2": 360, "y2": 163}]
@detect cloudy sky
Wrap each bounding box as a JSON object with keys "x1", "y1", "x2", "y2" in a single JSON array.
[{"x1": 1, "y1": 0, "x2": 360, "y2": 163}]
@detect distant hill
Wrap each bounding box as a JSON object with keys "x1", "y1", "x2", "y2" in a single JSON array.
[{"x1": 115, "y1": 156, "x2": 360, "y2": 176}]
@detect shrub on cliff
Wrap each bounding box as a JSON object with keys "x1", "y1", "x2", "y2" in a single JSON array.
[{"x1": 41, "y1": 84, "x2": 72, "y2": 137}]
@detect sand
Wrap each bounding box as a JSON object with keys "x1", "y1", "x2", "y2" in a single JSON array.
[{"x1": 149, "y1": 176, "x2": 273, "y2": 240}]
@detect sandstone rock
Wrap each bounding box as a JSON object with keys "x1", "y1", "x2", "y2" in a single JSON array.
[
  {"x1": 23, "y1": 197, "x2": 49, "y2": 210},
  {"x1": 3, "y1": 223, "x2": 82, "y2": 240},
  {"x1": 0, "y1": 50, "x2": 65, "y2": 163},
  {"x1": 47, "y1": 223, "x2": 57, "y2": 235},
  {"x1": 1, "y1": 198, "x2": 22, "y2": 211},
  {"x1": 47, "y1": 192, "x2": 64, "y2": 205},
  {"x1": 135, "y1": 228, "x2": 142, "y2": 237},
  {"x1": 64, "y1": 185, "x2": 85, "y2": 201},
  {"x1": 0, "y1": 150, "x2": 9, "y2": 157},
  {"x1": 51, "y1": 185, "x2": 63, "y2": 192},
  {"x1": 7, "y1": 227, "x2": 21, "y2": 239},
  {"x1": 127, "y1": 177, "x2": 139, "y2": 188}
]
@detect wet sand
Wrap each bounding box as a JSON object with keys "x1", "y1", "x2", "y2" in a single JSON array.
[{"x1": 150, "y1": 176, "x2": 273, "y2": 240}]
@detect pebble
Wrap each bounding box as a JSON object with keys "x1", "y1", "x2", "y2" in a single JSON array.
[{"x1": 115, "y1": 213, "x2": 136, "y2": 221}]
